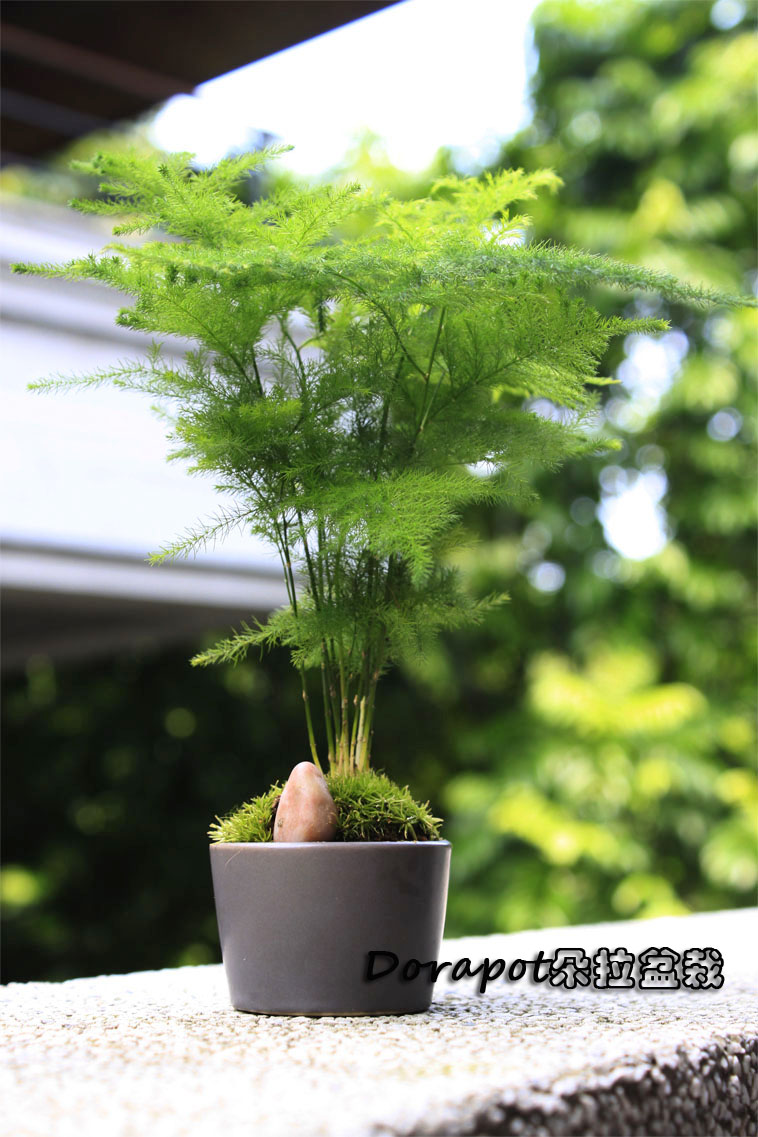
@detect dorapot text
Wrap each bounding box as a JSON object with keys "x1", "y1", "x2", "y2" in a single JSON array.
[{"x1": 365, "y1": 947, "x2": 725, "y2": 994}]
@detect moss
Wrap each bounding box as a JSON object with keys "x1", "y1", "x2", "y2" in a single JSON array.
[
  {"x1": 328, "y1": 772, "x2": 442, "y2": 841},
  {"x1": 209, "y1": 770, "x2": 442, "y2": 843},
  {"x1": 209, "y1": 781, "x2": 284, "y2": 843}
]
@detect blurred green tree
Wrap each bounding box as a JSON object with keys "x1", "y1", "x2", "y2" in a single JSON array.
[
  {"x1": 2, "y1": 649, "x2": 294, "y2": 979},
  {"x1": 438, "y1": 0, "x2": 757, "y2": 932}
]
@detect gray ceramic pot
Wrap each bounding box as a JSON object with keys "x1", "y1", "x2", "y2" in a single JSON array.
[{"x1": 210, "y1": 841, "x2": 451, "y2": 1015}]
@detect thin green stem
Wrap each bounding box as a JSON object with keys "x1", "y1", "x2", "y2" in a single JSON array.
[
  {"x1": 373, "y1": 358, "x2": 403, "y2": 481},
  {"x1": 281, "y1": 515, "x2": 321, "y2": 769},
  {"x1": 327, "y1": 643, "x2": 341, "y2": 772},
  {"x1": 320, "y1": 643, "x2": 336, "y2": 764},
  {"x1": 336, "y1": 640, "x2": 350, "y2": 773},
  {"x1": 249, "y1": 346, "x2": 265, "y2": 397},
  {"x1": 296, "y1": 510, "x2": 321, "y2": 607},
  {"x1": 413, "y1": 306, "x2": 446, "y2": 447},
  {"x1": 315, "y1": 520, "x2": 337, "y2": 765},
  {"x1": 327, "y1": 269, "x2": 428, "y2": 380},
  {"x1": 282, "y1": 322, "x2": 309, "y2": 393},
  {"x1": 354, "y1": 695, "x2": 368, "y2": 771},
  {"x1": 362, "y1": 654, "x2": 383, "y2": 770},
  {"x1": 349, "y1": 684, "x2": 361, "y2": 763},
  {"x1": 300, "y1": 669, "x2": 321, "y2": 770}
]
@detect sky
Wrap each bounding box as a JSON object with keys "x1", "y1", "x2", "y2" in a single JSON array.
[{"x1": 150, "y1": 0, "x2": 540, "y2": 177}]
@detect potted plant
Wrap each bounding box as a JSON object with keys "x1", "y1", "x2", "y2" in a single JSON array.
[{"x1": 15, "y1": 148, "x2": 750, "y2": 1014}]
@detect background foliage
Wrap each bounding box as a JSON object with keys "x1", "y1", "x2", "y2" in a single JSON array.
[
  {"x1": 440, "y1": 0, "x2": 757, "y2": 933},
  {"x1": 2, "y1": 0, "x2": 756, "y2": 980}
]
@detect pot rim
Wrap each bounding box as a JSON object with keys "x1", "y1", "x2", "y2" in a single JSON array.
[{"x1": 210, "y1": 839, "x2": 451, "y2": 849}]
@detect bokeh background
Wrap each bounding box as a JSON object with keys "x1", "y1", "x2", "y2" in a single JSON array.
[{"x1": 2, "y1": 0, "x2": 756, "y2": 981}]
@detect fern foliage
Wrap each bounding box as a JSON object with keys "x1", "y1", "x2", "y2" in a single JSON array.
[{"x1": 15, "y1": 149, "x2": 752, "y2": 774}]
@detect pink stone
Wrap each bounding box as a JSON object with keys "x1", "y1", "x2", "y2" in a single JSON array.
[{"x1": 273, "y1": 762, "x2": 338, "y2": 842}]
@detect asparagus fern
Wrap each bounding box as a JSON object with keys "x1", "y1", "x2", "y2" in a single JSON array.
[{"x1": 15, "y1": 148, "x2": 751, "y2": 776}]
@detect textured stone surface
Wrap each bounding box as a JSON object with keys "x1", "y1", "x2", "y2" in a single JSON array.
[{"x1": 2, "y1": 908, "x2": 756, "y2": 1137}]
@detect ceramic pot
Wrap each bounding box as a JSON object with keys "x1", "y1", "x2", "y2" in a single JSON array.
[{"x1": 210, "y1": 841, "x2": 451, "y2": 1015}]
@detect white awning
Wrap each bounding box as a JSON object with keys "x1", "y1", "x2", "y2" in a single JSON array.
[{"x1": 1, "y1": 196, "x2": 287, "y2": 665}]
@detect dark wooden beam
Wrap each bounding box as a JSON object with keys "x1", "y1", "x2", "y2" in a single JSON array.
[
  {"x1": 1, "y1": 22, "x2": 193, "y2": 100},
  {"x1": 1, "y1": 3, "x2": 400, "y2": 163},
  {"x1": 1, "y1": 88, "x2": 109, "y2": 137}
]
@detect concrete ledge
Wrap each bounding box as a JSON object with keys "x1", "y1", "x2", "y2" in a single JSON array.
[{"x1": 2, "y1": 908, "x2": 756, "y2": 1137}]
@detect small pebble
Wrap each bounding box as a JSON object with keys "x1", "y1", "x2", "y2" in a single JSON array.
[{"x1": 274, "y1": 762, "x2": 338, "y2": 842}]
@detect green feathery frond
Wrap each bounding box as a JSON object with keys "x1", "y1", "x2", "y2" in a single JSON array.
[
  {"x1": 148, "y1": 504, "x2": 255, "y2": 564},
  {"x1": 18, "y1": 148, "x2": 754, "y2": 774},
  {"x1": 190, "y1": 621, "x2": 265, "y2": 668}
]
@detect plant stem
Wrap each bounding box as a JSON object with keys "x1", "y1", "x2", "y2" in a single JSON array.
[
  {"x1": 336, "y1": 638, "x2": 349, "y2": 773},
  {"x1": 249, "y1": 346, "x2": 265, "y2": 397},
  {"x1": 282, "y1": 322, "x2": 308, "y2": 392},
  {"x1": 319, "y1": 535, "x2": 342, "y2": 771},
  {"x1": 320, "y1": 643, "x2": 336, "y2": 764},
  {"x1": 281, "y1": 515, "x2": 322, "y2": 769},
  {"x1": 300, "y1": 669, "x2": 321, "y2": 770},
  {"x1": 414, "y1": 306, "x2": 446, "y2": 445},
  {"x1": 354, "y1": 695, "x2": 368, "y2": 771},
  {"x1": 326, "y1": 269, "x2": 428, "y2": 380}
]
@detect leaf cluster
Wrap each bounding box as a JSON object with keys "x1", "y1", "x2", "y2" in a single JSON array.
[{"x1": 16, "y1": 147, "x2": 752, "y2": 773}]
